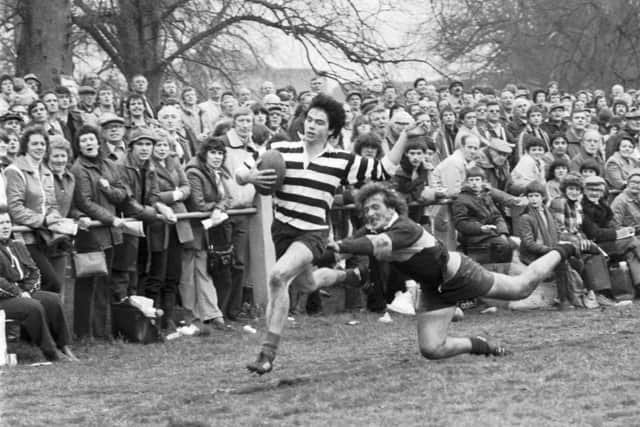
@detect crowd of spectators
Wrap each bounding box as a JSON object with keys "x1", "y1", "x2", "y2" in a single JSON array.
[{"x1": 1, "y1": 71, "x2": 640, "y2": 362}]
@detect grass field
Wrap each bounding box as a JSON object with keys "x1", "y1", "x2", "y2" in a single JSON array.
[{"x1": 2, "y1": 304, "x2": 640, "y2": 427}]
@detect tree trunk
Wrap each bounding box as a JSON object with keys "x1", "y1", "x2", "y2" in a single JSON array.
[
  {"x1": 15, "y1": 0, "x2": 73, "y2": 88},
  {"x1": 117, "y1": 0, "x2": 164, "y2": 104}
]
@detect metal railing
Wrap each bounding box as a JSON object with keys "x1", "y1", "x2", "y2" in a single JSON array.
[{"x1": 10, "y1": 207, "x2": 258, "y2": 233}]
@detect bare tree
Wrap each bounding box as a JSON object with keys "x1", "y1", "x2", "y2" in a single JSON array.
[
  {"x1": 428, "y1": 0, "x2": 640, "y2": 91},
  {"x1": 67, "y1": 0, "x2": 431, "y2": 102},
  {"x1": 14, "y1": 0, "x2": 73, "y2": 87}
]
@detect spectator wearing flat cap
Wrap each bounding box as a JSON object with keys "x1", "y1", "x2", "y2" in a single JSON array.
[
  {"x1": 0, "y1": 111, "x2": 24, "y2": 136},
  {"x1": 448, "y1": 80, "x2": 464, "y2": 108},
  {"x1": 111, "y1": 128, "x2": 171, "y2": 301},
  {"x1": 542, "y1": 103, "x2": 568, "y2": 137},
  {"x1": 266, "y1": 104, "x2": 289, "y2": 144},
  {"x1": 549, "y1": 173, "x2": 615, "y2": 306},
  {"x1": 476, "y1": 137, "x2": 515, "y2": 193},
  {"x1": 77, "y1": 85, "x2": 99, "y2": 127},
  {"x1": 605, "y1": 132, "x2": 640, "y2": 191},
  {"x1": 70, "y1": 125, "x2": 128, "y2": 339},
  {"x1": 98, "y1": 112, "x2": 127, "y2": 164},
  {"x1": 23, "y1": 73, "x2": 41, "y2": 96}
]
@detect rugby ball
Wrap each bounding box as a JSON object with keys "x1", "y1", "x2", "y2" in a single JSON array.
[{"x1": 256, "y1": 149, "x2": 286, "y2": 195}]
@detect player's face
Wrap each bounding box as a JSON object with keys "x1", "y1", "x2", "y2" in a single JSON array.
[
  {"x1": 363, "y1": 193, "x2": 395, "y2": 231},
  {"x1": 304, "y1": 108, "x2": 330, "y2": 145}
]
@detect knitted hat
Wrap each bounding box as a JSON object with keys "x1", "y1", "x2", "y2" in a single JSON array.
[
  {"x1": 525, "y1": 180, "x2": 547, "y2": 196},
  {"x1": 560, "y1": 173, "x2": 583, "y2": 193}
]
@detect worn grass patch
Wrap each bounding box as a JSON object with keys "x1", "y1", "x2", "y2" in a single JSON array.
[{"x1": 2, "y1": 305, "x2": 640, "y2": 426}]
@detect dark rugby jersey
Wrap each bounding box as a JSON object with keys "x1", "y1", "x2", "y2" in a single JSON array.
[
  {"x1": 244, "y1": 140, "x2": 394, "y2": 231},
  {"x1": 338, "y1": 214, "x2": 449, "y2": 285}
]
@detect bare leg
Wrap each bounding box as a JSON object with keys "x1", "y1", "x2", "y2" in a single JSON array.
[
  {"x1": 247, "y1": 241, "x2": 315, "y2": 374},
  {"x1": 416, "y1": 306, "x2": 472, "y2": 359},
  {"x1": 264, "y1": 242, "x2": 314, "y2": 335},
  {"x1": 485, "y1": 250, "x2": 562, "y2": 300},
  {"x1": 309, "y1": 268, "x2": 347, "y2": 291}
]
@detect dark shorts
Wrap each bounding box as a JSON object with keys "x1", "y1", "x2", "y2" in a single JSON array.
[
  {"x1": 271, "y1": 220, "x2": 328, "y2": 263},
  {"x1": 420, "y1": 253, "x2": 496, "y2": 311}
]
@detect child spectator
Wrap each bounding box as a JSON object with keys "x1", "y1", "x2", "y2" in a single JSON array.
[{"x1": 393, "y1": 135, "x2": 445, "y2": 225}]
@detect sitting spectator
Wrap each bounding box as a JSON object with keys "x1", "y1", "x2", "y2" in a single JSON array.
[
  {"x1": 393, "y1": 135, "x2": 445, "y2": 225},
  {"x1": 510, "y1": 135, "x2": 547, "y2": 194},
  {"x1": 569, "y1": 129, "x2": 605, "y2": 175},
  {"x1": 579, "y1": 159, "x2": 601, "y2": 179},
  {"x1": 514, "y1": 181, "x2": 585, "y2": 309},
  {"x1": 605, "y1": 132, "x2": 640, "y2": 191},
  {"x1": 451, "y1": 167, "x2": 513, "y2": 262},
  {"x1": 545, "y1": 159, "x2": 569, "y2": 202},
  {"x1": 549, "y1": 174, "x2": 615, "y2": 306},
  {"x1": 476, "y1": 137, "x2": 514, "y2": 193},
  {"x1": 581, "y1": 175, "x2": 640, "y2": 290},
  {"x1": 432, "y1": 133, "x2": 481, "y2": 249},
  {"x1": 611, "y1": 169, "x2": 640, "y2": 230},
  {"x1": 0, "y1": 209, "x2": 78, "y2": 361}
]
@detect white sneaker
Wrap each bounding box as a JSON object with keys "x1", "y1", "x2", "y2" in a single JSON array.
[
  {"x1": 452, "y1": 307, "x2": 464, "y2": 322},
  {"x1": 176, "y1": 324, "x2": 199, "y2": 336},
  {"x1": 616, "y1": 300, "x2": 633, "y2": 307},
  {"x1": 387, "y1": 291, "x2": 416, "y2": 316},
  {"x1": 378, "y1": 312, "x2": 393, "y2": 323},
  {"x1": 582, "y1": 290, "x2": 600, "y2": 309}
]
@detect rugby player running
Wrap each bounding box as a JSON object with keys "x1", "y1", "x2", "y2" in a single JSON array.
[
  {"x1": 237, "y1": 94, "x2": 410, "y2": 374},
  {"x1": 328, "y1": 183, "x2": 576, "y2": 359}
]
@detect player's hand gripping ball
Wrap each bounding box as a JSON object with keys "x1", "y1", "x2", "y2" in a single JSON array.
[{"x1": 256, "y1": 149, "x2": 286, "y2": 195}]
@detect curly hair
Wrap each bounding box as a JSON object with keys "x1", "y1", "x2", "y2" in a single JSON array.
[
  {"x1": 356, "y1": 182, "x2": 407, "y2": 216},
  {"x1": 19, "y1": 125, "x2": 49, "y2": 155}
]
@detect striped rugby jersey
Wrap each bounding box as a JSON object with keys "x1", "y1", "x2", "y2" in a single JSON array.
[{"x1": 244, "y1": 140, "x2": 396, "y2": 230}]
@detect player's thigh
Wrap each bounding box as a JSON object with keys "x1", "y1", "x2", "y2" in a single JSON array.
[
  {"x1": 484, "y1": 272, "x2": 524, "y2": 300},
  {"x1": 416, "y1": 306, "x2": 457, "y2": 351},
  {"x1": 271, "y1": 241, "x2": 315, "y2": 285}
]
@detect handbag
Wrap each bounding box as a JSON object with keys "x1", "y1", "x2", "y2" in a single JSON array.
[
  {"x1": 72, "y1": 251, "x2": 108, "y2": 278},
  {"x1": 205, "y1": 220, "x2": 234, "y2": 274}
]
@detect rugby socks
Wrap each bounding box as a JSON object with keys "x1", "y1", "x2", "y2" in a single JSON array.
[
  {"x1": 261, "y1": 331, "x2": 280, "y2": 360},
  {"x1": 554, "y1": 243, "x2": 577, "y2": 261},
  {"x1": 469, "y1": 336, "x2": 491, "y2": 355}
]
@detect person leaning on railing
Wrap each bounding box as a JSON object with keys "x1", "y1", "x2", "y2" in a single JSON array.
[
  {"x1": 70, "y1": 125, "x2": 128, "y2": 340},
  {"x1": 5, "y1": 126, "x2": 68, "y2": 295},
  {"x1": 181, "y1": 136, "x2": 229, "y2": 334},
  {"x1": 141, "y1": 129, "x2": 192, "y2": 332}
]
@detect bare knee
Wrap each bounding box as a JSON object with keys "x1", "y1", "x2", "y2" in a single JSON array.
[
  {"x1": 269, "y1": 268, "x2": 288, "y2": 289},
  {"x1": 419, "y1": 341, "x2": 448, "y2": 360}
]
